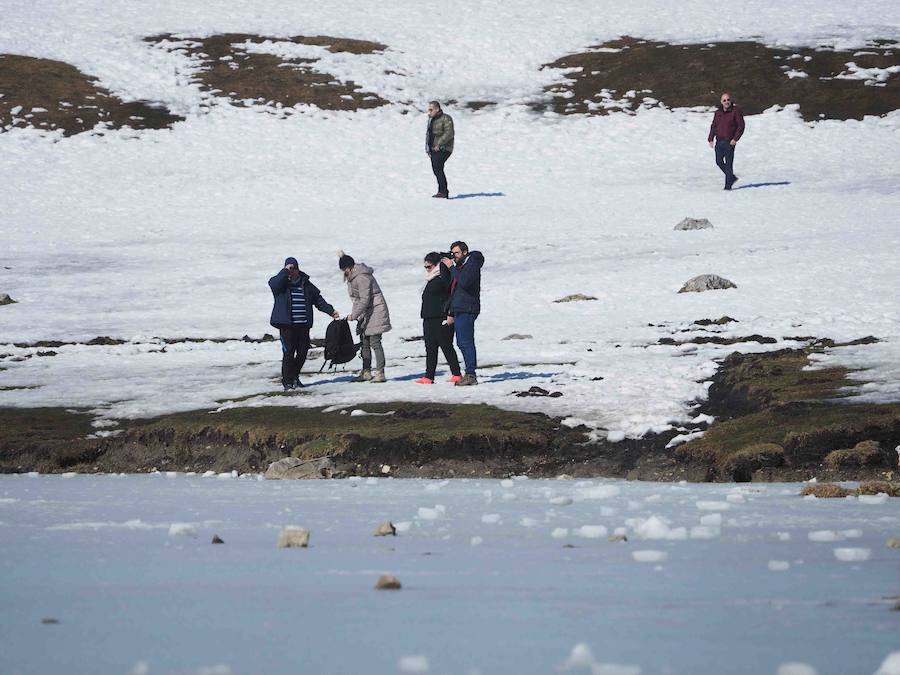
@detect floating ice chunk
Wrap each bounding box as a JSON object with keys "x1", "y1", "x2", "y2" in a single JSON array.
[
  {"x1": 216, "y1": 471, "x2": 236, "y2": 480},
  {"x1": 550, "y1": 496, "x2": 573, "y2": 506},
  {"x1": 165, "y1": 471, "x2": 178, "y2": 478},
  {"x1": 500, "y1": 479, "x2": 514, "y2": 488},
  {"x1": 593, "y1": 665, "x2": 641, "y2": 675},
  {"x1": 0, "y1": 498, "x2": 19, "y2": 504},
  {"x1": 61, "y1": 472, "x2": 77, "y2": 478},
  {"x1": 128, "y1": 661, "x2": 150, "y2": 675},
  {"x1": 481, "y1": 513, "x2": 502, "y2": 524},
  {"x1": 808, "y1": 530, "x2": 844, "y2": 542},
  {"x1": 859, "y1": 494, "x2": 888, "y2": 505},
  {"x1": 776, "y1": 532, "x2": 791, "y2": 541},
  {"x1": 632, "y1": 550, "x2": 668, "y2": 563},
  {"x1": 690, "y1": 526, "x2": 720, "y2": 539},
  {"x1": 425, "y1": 480, "x2": 449, "y2": 492},
  {"x1": 632, "y1": 516, "x2": 686, "y2": 540},
  {"x1": 874, "y1": 651, "x2": 900, "y2": 675},
  {"x1": 417, "y1": 507, "x2": 442, "y2": 520},
  {"x1": 520, "y1": 517, "x2": 538, "y2": 527},
  {"x1": 398, "y1": 655, "x2": 429, "y2": 673},
  {"x1": 833, "y1": 547, "x2": 871, "y2": 562},
  {"x1": 551, "y1": 527, "x2": 569, "y2": 539},
  {"x1": 725, "y1": 493, "x2": 745, "y2": 503},
  {"x1": 776, "y1": 663, "x2": 816, "y2": 675},
  {"x1": 561, "y1": 642, "x2": 595, "y2": 669},
  {"x1": 365, "y1": 477, "x2": 378, "y2": 485},
  {"x1": 768, "y1": 560, "x2": 791, "y2": 571},
  {"x1": 202, "y1": 470, "x2": 216, "y2": 478},
  {"x1": 841, "y1": 529, "x2": 863, "y2": 538},
  {"x1": 470, "y1": 536, "x2": 483, "y2": 546},
  {"x1": 394, "y1": 521, "x2": 412, "y2": 533},
  {"x1": 198, "y1": 666, "x2": 233, "y2": 675},
  {"x1": 613, "y1": 527, "x2": 628, "y2": 537},
  {"x1": 502, "y1": 493, "x2": 517, "y2": 501},
  {"x1": 696, "y1": 501, "x2": 730, "y2": 511},
  {"x1": 575, "y1": 525, "x2": 608, "y2": 539},
  {"x1": 168, "y1": 522, "x2": 198, "y2": 537},
  {"x1": 700, "y1": 514, "x2": 722, "y2": 526},
  {"x1": 644, "y1": 494, "x2": 662, "y2": 503},
  {"x1": 575, "y1": 485, "x2": 621, "y2": 500}
]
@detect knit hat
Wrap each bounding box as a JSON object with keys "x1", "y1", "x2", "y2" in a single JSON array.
[
  {"x1": 284, "y1": 256, "x2": 298, "y2": 267},
  {"x1": 338, "y1": 251, "x2": 355, "y2": 270}
]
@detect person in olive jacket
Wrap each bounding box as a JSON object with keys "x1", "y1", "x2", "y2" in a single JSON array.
[
  {"x1": 426, "y1": 100, "x2": 454, "y2": 199},
  {"x1": 269, "y1": 256, "x2": 338, "y2": 390},
  {"x1": 415, "y1": 252, "x2": 462, "y2": 384}
]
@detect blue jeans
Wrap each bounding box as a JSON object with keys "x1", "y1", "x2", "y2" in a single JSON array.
[
  {"x1": 714, "y1": 139, "x2": 736, "y2": 185},
  {"x1": 453, "y1": 312, "x2": 477, "y2": 375}
]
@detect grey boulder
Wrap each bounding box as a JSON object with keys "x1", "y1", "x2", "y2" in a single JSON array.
[
  {"x1": 674, "y1": 217, "x2": 713, "y2": 230},
  {"x1": 678, "y1": 274, "x2": 737, "y2": 293},
  {"x1": 265, "y1": 456, "x2": 334, "y2": 480}
]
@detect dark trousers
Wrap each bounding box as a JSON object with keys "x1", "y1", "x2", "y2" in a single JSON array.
[
  {"x1": 423, "y1": 317, "x2": 461, "y2": 380},
  {"x1": 714, "y1": 139, "x2": 736, "y2": 185},
  {"x1": 279, "y1": 325, "x2": 310, "y2": 385},
  {"x1": 430, "y1": 150, "x2": 451, "y2": 195},
  {"x1": 453, "y1": 312, "x2": 477, "y2": 375}
]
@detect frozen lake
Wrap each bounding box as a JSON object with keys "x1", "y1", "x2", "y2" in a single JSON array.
[{"x1": 1, "y1": 474, "x2": 898, "y2": 674}]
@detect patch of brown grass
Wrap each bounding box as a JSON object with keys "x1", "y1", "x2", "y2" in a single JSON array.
[
  {"x1": 541, "y1": 37, "x2": 900, "y2": 121},
  {"x1": 0, "y1": 54, "x2": 183, "y2": 135},
  {"x1": 858, "y1": 481, "x2": 900, "y2": 497},
  {"x1": 825, "y1": 440, "x2": 892, "y2": 468},
  {"x1": 145, "y1": 33, "x2": 390, "y2": 111},
  {"x1": 800, "y1": 483, "x2": 853, "y2": 498}
]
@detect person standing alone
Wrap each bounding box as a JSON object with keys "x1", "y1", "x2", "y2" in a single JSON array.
[
  {"x1": 707, "y1": 92, "x2": 745, "y2": 190},
  {"x1": 268, "y1": 256, "x2": 339, "y2": 390},
  {"x1": 426, "y1": 101, "x2": 454, "y2": 199}
]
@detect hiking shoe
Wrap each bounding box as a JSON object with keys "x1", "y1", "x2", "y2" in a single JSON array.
[
  {"x1": 432, "y1": 192, "x2": 449, "y2": 199},
  {"x1": 455, "y1": 374, "x2": 478, "y2": 386},
  {"x1": 731, "y1": 175, "x2": 739, "y2": 185},
  {"x1": 282, "y1": 382, "x2": 295, "y2": 391},
  {"x1": 353, "y1": 369, "x2": 372, "y2": 382},
  {"x1": 448, "y1": 375, "x2": 463, "y2": 384},
  {"x1": 294, "y1": 378, "x2": 304, "y2": 389},
  {"x1": 415, "y1": 377, "x2": 434, "y2": 384},
  {"x1": 370, "y1": 369, "x2": 386, "y2": 383}
]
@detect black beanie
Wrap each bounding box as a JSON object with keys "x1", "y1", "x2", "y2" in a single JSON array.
[
  {"x1": 284, "y1": 256, "x2": 298, "y2": 267},
  {"x1": 338, "y1": 253, "x2": 355, "y2": 270}
]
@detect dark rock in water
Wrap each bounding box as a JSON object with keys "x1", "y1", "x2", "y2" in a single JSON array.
[
  {"x1": 694, "y1": 316, "x2": 738, "y2": 326},
  {"x1": 375, "y1": 574, "x2": 402, "y2": 590},
  {"x1": 41, "y1": 618, "x2": 60, "y2": 624},
  {"x1": 212, "y1": 534, "x2": 225, "y2": 544},
  {"x1": 502, "y1": 333, "x2": 533, "y2": 340},
  {"x1": 0, "y1": 294, "x2": 16, "y2": 306},
  {"x1": 514, "y1": 386, "x2": 563, "y2": 398}
]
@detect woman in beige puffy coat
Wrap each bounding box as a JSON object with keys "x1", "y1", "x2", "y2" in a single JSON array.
[{"x1": 339, "y1": 252, "x2": 392, "y2": 382}]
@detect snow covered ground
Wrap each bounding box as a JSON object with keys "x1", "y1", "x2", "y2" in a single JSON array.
[
  {"x1": 1, "y1": 1, "x2": 900, "y2": 439},
  {"x1": 1, "y1": 474, "x2": 899, "y2": 674}
]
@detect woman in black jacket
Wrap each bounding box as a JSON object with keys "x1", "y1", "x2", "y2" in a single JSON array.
[{"x1": 416, "y1": 252, "x2": 462, "y2": 384}]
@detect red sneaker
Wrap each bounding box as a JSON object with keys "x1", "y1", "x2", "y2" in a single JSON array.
[
  {"x1": 415, "y1": 377, "x2": 434, "y2": 384},
  {"x1": 448, "y1": 375, "x2": 463, "y2": 383}
]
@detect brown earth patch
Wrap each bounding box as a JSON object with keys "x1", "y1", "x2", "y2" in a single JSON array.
[
  {"x1": 541, "y1": 36, "x2": 900, "y2": 120},
  {"x1": 145, "y1": 33, "x2": 390, "y2": 111},
  {"x1": 0, "y1": 54, "x2": 183, "y2": 136}
]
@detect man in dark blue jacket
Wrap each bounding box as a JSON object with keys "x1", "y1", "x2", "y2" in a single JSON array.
[
  {"x1": 441, "y1": 241, "x2": 484, "y2": 386},
  {"x1": 269, "y1": 257, "x2": 339, "y2": 390}
]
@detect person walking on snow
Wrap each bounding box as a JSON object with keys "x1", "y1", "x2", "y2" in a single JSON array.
[
  {"x1": 269, "y1": 257, "x2": 339, "y2": 390},
  {"x1": 707, "y1": 92, "x2": 745, "y2": 190},
  {"x1": 426, "y1": 100, "x2": 454, "y2": 199},
  {"x1": 339, "y1": 252, "x2": 392, "y2": 383},
  {"x1": 442, "y1": 241, "x2": 483, "y2": 386},
  {"x1": 416, "y1": 252, "x2": 463, "y2": 385}
]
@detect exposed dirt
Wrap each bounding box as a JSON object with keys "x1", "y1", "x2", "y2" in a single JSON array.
[
  {"x1": 541, "y1": 37, "x2": 900, "y2": 120},
  {"x1": 145, "y1": 33, "x2": 390, "y2": 111},
  {"x1": 0, "y1": 54, "x2": 183, "y2": 135}
]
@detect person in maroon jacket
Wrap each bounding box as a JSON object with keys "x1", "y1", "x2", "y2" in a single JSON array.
[{"x1": 707, "y1": 92, "x2": 745, "y2": 190}]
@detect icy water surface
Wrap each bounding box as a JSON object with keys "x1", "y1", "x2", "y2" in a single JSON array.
[{"x1": 1, "y1": 475, "x2": 898, "y2": 675}]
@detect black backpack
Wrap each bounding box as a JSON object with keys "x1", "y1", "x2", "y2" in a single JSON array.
[{"x1": 319, "y1": 319, "x2": 359, "y2": 371}]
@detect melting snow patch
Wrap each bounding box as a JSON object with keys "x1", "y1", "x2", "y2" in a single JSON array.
[
  {"x1": 168, "y1": 522, "x2": 198, "y2": 537},
  {"x1": 696, "y1": 501, "x2": 730, "y2": 511},
  {"x1": 776, "y1": 664, "x2": 817, "y2": 675},
  {"x1": 632, "y1": 550, "x2": 668, "y2": 563},
  {"x1": 397, "y1": 655, "x2": 429, "y2": 673},
  {"x1": 833, "y1": 547, "x2": 871, "y2": 562},
  {"x1": 808, "y1": 530, "x2": 844, "y2": 542},
  {"x1": 349, "y1": 409, "x2": 395, "y2": 417},
  {"x1": 575, "y1": 525, "x2": 608, "y2": 539}
]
